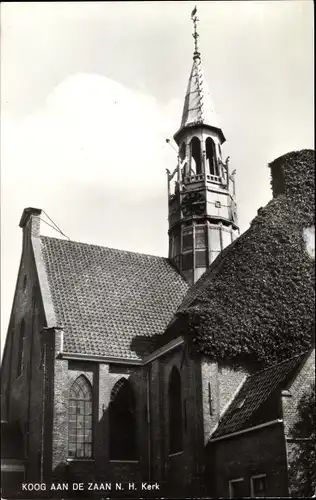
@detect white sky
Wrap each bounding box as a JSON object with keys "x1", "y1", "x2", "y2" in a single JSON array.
[{"x1": 1, "y1": 1, "x2": 314, "y2": 353}]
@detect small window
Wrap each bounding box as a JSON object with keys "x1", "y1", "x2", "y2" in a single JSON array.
[
  {"x1": 215, "y1": 200, "x2": 221, "y2": 208},
  {"x1": 229, "y1": 478, "x2": 244, "y2": 499},
  {"x1": 209, "y1": 227, "x2": 221, "y2": 252},
  {"x1": 195, "y1": 250, "x2": 207, "y2": 268},
  {"x1": 68, "y1": 375, "x2": 93, "y2": 458},
  {"x1": 251, "y1": 474, "x2": 267, "y2": 498},
  {"x1": 17, "y1": 320, "x2": 25, "y2": 378},
  {"x1": 182, "y1": 252, "x2": 193, "y2": 271},
  {"x1": 195, "y1": 226, "x2": 207, "y2": 249},
  {"x1": 182, "y1": 228, "x2": 193, "y2": 251}
]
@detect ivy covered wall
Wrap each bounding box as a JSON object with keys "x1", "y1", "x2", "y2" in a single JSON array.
[{"x1": 164, "y1": 149, "x2": 315, "y2": 370}]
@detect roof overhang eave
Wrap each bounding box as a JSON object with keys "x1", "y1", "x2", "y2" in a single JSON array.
[{"x1": 173, "y1": 123, "x2": 226, "y2": 145}]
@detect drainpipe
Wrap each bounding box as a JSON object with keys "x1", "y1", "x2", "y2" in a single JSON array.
[
  {"x1": 146, "y1": 365, "x2": 151, "y2": 480},
  {"x1": 40, "y1": 344, "x2": 47, "y2": 482}
]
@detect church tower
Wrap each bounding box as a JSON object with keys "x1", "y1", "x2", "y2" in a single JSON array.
[{"x1": 167, "y1": 7, "x2": 239, "y2": 284}]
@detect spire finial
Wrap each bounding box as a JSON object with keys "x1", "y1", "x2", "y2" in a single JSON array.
[{"x1": 191, "y1": 6, "x2": 200, "y2": 59}]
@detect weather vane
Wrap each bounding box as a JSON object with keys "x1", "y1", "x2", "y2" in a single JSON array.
[{"x1": 191, "y1": 6, "x2": 200, "y2": 58}]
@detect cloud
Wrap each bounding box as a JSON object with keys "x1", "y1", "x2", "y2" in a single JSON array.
[
  {"x1": 1, "y1": 74, "x2": 181, "y2": 348},
  {"x1": 2, "y1": 73, "x2": 180, "y2": 193}
]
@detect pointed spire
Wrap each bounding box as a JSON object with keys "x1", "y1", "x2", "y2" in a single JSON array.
[{"x1": 174, "y1": 7, "x2": 225, "y2": 143}]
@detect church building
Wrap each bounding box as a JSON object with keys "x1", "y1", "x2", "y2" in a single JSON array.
[{"x1": 1, "y1": 9, "x2": 315, "y2": 499}]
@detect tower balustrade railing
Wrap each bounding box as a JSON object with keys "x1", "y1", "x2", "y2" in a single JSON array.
[{"x1": 184, "y1": 173, "x2": 223, "y2": 185}]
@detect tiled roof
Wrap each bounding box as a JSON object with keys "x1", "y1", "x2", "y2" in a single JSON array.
[
  {"x1": 212, "y1": 352, "x2": 308, "y2": 439},
  {"x1": 40, "y1": 236, "x2": 189, "y2": 360}
]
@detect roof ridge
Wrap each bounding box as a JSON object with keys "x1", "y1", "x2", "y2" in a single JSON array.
[
  {"x1": 248, "y1": 350, "x2": 309, "y2": 379},
  {"x1": 40, "y1": 235, "x2": 169, "y2": 261}
]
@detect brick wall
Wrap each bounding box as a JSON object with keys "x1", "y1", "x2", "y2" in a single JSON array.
[
  {"x1": 51, "y1": 358, "x2": 148, "y2": 487},
  {"x1": 149, "y1": 346, "x2": 205, "y2": 496},
  {"x1": 201, "y1": 357, "x2": 247, "y2": 443},
  {"x1": 1, "y1": 229, "x2": 47, "y2": 487},
  {"x1": 26, "y1": 286, "x2": 48, "y2": 482},
  {"x1": 282, "y1": 349, "x2": 315, "y2": 497},
  {"x1": 208, "y1": 424, "x2": 289, "y2": 497},
  {"x1": 282, "y1": 349, "x2": 315, "y2": 436},
  {"x1": 41, "y1": 329, "x2": 55, "y2": 483}
]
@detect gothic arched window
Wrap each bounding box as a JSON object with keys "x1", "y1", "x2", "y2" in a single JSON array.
[
  {"x1": 109, "y1": 378, "x2": 137, "y2": 460},
  {"x1": 68, "y1": 375, "x2": 93, "y2": 458},
  {"x1": 190, "y1": 137, "x2": 202, "y2": 175},
  {"x1": 206, "y1": 137, "x2": 219, "y2": 176},
  {"x1": 168, "y1": 366, "x2": 183, "y2": 454}
]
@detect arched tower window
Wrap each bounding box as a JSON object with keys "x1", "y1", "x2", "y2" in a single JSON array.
[
  {"x1": 17, "y1": 319, "x2": 25, "y2": 378},
  {"x1": 109, "y1": 378, "x2": 137, "y2": 460},
  {"x1": 179, "y1": 142, "x2": 187, "y2": 179},
  {"x1": 168, "y1": 367, "x2": 183, "y2": 454},
  {"x1": 179, "y1": 142, "x2": 186, "y2": 161},
  {"x1": 190, "y1": 137, "x2": 202, "y2": 175},
  {"x1": 68, "y1": 375, "x2": 93, "y2": 458},
  {"x1": 206, "y1": 137, "x2": 219, "y2": 176}
]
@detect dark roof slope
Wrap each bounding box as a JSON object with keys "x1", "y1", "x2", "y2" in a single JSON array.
[
  {"x1": 40, "y1": 237, "x2": 189, "y2": 360},
  {"x1": 212, "y1": 351, "x2": 308, "y2": 438},
  {"x1": 163, "y1": 149, "x2": 315, "y2": 369}
]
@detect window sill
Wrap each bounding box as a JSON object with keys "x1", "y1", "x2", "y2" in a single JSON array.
[
  {"x1": 168, "y1": 451, "x2": 183, "y2": 458},
  {"x1": 66, "y1": 458, "x2": 95, "y2": 462},
  {"x1": 109, "y1": 460, "x2": 139, "y2": 464}
]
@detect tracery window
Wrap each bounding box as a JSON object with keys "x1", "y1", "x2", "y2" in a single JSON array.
[
  {"x1": 68, "y1": 375, "x2": 93, "y2": 458},
  {"x1": 169, "y1": 366, "x2": 183, "y2": 454},
  {"x1": 109, "y1": 378, "x2": 137, "y2": 460}
]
